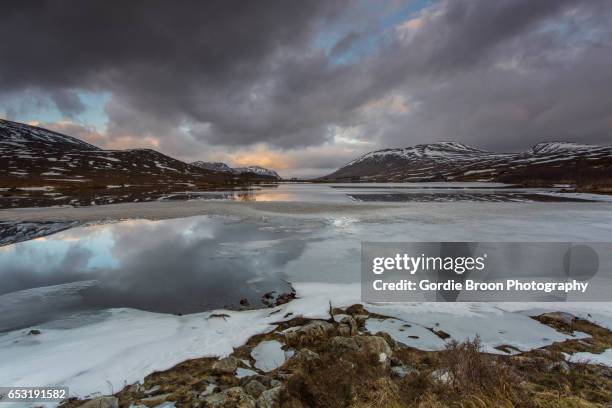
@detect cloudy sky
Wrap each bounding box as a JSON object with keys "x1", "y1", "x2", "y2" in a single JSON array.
[{"x1": 2, "y1": 0, "x2": 611, "y2": 177}]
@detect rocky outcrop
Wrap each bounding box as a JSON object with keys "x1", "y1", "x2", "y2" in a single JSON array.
[
  {"x1": 212, "y1": 356, "x2": 239, "y2": 375},
  {"x1": 203, "y1": 387, "x2": 256, "y2": 408},
  {"x1": 256, "y1": 386, "x2": 282, "y2": 408},
  {"x1": 66, "y1": 305, "x2": 612, "y2": 408},
  {"x1": 283, "y1": 320, "x2": 335, "y2": 347},
  {"x1": 330, "y1": 335, "x2": 392, "y2": 365},
  {"x1": 244, "y1": 380, "x2": 267, "y2": 398},
  {"x1": 78, "y1": 396, "x2": 119, "y2": 408}
]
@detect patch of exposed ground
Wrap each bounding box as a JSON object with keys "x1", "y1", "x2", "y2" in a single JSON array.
[{"x1": 61, "y1": 306, "x2": 612, "y2": 408}]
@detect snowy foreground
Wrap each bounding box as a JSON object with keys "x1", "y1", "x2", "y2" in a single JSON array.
[
  {"x1": 1, "y1": 198, "x2": 612, "y2": 403},
  {"x1": 1, "y1": 282, "x2": 611, "y2": 401}
]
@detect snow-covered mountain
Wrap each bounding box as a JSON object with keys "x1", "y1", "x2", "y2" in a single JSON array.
[
  {"x1": 0, "y1": 119, "x2": 234, "y2": 187},
  {"x1": 530, "y1": 142, "x2": 597, "y2": 155},
  {"x1": 234, "y1": 166, "x2": 281, "y2": 180},
  {"x1": 191, "y1": 161, "x2": 238, "y2": 174},
  {"x1": 191, "y1": 161, "x2": 281, "y2": 180},
  {"x1": 0, "y1": 119, "x2": 242, "y2": 207},
  {"x1": 322, "y1": 141, "x2": 612, "y2": 186}
]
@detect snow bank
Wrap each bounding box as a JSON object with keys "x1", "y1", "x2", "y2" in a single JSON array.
[
  {"x1": 3, "y1": 282, "x2": 610, "y2": 403},
  {"x1": 566, "y1": 349, "x2": 612, "y2": 366}
]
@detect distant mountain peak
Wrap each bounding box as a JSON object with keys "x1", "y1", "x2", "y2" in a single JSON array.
[
  {"x1": 0, "y1": 119, "x2": 234, "y2": 196},
  {"x1": 0, "y1": 118, "x2": 101, "y2": 152},
  {"x1": 323, "y1": 140, "x2": 612, "y2": 184},
  {"x1": 191, "y1": 161, "x2": 281, "y2": 180},
  {"x1": 530, "y1": 141, "x2": 595, "y2": 154},
  {"x1": 234, "y1": 165, "x2": 281, "y2": 179},
  {"x1": 415, "y1": 141, "x2": 485, "y2": 152},
  {"x1": 191, "y1": 161, "x2": 237, "y2": 173}
]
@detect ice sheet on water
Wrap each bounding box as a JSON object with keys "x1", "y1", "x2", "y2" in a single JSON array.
[{"x1": 366, "y1": 317, "x2": 445, "y2": 350}]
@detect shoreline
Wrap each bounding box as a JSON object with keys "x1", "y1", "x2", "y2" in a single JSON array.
[{"x1": 59, "y1": 299, "x2": 612, "y2": 407}]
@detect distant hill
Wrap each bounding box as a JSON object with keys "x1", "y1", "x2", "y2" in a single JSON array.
[
  {"x1": 320, "y1": 141, "x2": 612, "y2": 189},
  {"x1": 191, "y1": 161, "x2": 281, "y2": 181},
  {"x1": 191, "y1": 161, "x2": 237, "y2": 174},
  {"x1": 0, "y1": 119, "x2": 246, "y2": 208},
  {"x1": 0, "y1": 119, "x2": 234, "y2": 188}
]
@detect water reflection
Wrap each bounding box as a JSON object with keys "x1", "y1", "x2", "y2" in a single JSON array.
[
  {"x1": 158, "y1": 183, "x2": 584, "y2": 203},
  {"x1": 0, "y1": 216, "x2": 307, "y2": 331}
]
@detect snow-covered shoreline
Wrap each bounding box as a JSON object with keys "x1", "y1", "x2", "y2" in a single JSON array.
[{"x1": 1, "y1": 281, "x2": 611, "y2": 401}]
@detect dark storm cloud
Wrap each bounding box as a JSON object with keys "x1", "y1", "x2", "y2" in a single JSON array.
[
  {"x1": 372, "y1": 0, "x2": 612, "y2": 151},
  {"x1": 50, "y1": 90, "x2": 85, "y2": 118},
  {"x1": 1, "y1": 0, "x2": 611, "y2": 158},
  {"x1": 0, "y1": 0, "x2": 347, "y2": 148}
]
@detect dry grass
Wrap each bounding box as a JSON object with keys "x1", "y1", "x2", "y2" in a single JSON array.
[{"x1": 62, "y1": 310, "x2": 612, "y2": 408}]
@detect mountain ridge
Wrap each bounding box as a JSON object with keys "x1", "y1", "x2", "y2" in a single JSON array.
[
  {"x1": 322, "y1": 140, "x2": 612, "y2": 188},
  {"x1": 0, "y1": 119, "x2": 277, "y2": 208},
  {"x1": 191, "y1": 162, "x2": 281, "y2": 180}
]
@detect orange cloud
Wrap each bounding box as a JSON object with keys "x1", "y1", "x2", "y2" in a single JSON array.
[
  {"x1": 38, "y1": 120, "x2": 162, "y2": 151},
  {"x1": 105, "y1": 135, "x2": 160, "y2": 150},
  {"x1": 226, "y1": 146, "x2": 293, "y2": 170}
]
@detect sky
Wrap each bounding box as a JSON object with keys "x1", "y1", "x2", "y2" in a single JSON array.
[{"x1": 1, "y1": 0, "x2": 612, "y2": 178}]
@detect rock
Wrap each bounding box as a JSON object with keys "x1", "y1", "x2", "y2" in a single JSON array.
[
  {"x1": 256, "y1": 386, "x2": 282, "y2": 408},
  {"x1": 79, "y1": 396, "x2": 119, "y2": 408},
  {"x1": 329, "y1": 336, "x2": 360, "y2": 352},
  {"x1": 143, "y1": 385, "x2": 161, "y2": 395},
  {"x1": 345, "y1": 304, "x2": 368, "y2": 316},
  {"x1": 429, "y1": 328, "x2": 451, "y2": 340},
  {"x1": 547, "y1": 360, "x2": 570, "y2": 374},
  {"x1": 244, "y1": 380, "x2": 267, "y2": 398},
  {"x1": 329, "y1": 335, "x2": 392, "y2": 365},
  {"x1": 430, "y1": 369, "x2": 452, "y2": 384},
  {"x1": 533, "y1": 349, "x2": 553, "y2": 358},
  {"x1": 240, "y1": 298, "x2": 250, "y2": 307},
  {"x1": 284, "y1": 320, "x2": 335, "y2": 346},
  {"x1": 203, "y1": 387, "x2": 256, "y2": 408},
  {"x1": 276, "y1": 373, "x2": 292, "y2": 381},
  {"x1": 28, "y1": 329, "x2": 41, "y2": 335},
  {"x1": 391, "y1": 365, "x2": 418, "y2": 378},
  {"x1": 127, "y1": 382, "x2": 142, "y2": 394},
  {"x1": 337, "y1": 316, "x2": 358, "y2": 337},
  {"x1": 331, "y1": 313, "x2": 350, "y2": 321},
  {"x1": 212, "y1": 356, "x2": 239, "y2": 375},
  {"x1": 295, "y1": 348, "x2": 320, "y2": 364},
  {"x1": 274, "y1": 291, "x2": 296, "y2": 306},
  {"x1": 353, "y1": 314, "x2": 369, "y2": 327},
  {"x1": 269, "y1": 379, "x2": 282, "y2": 388},
  {"x1": 260, "y1": 290, "x2": 296, "y2": 308},
  {"x1": 139, "y1": 393, "x2": 173, "y2": 405},
  {"x1": 337, "y1": 325, "x2": 351, "y2": 337},
  {"x1": 199, "y1": 384, "x2": 218, "y2": 398},
  {"x1": 331, "y1": 307, "x2": 345, "y2": 316},
  {"x1": 354, "y1": 336, "x2": 392, "y2": 363},
  {"x1": 540, "y1": 312, "x2": 575, "y2": 325},
  {"x1": 374, "y1": 331, "x2": 398, "y2": 350}
]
